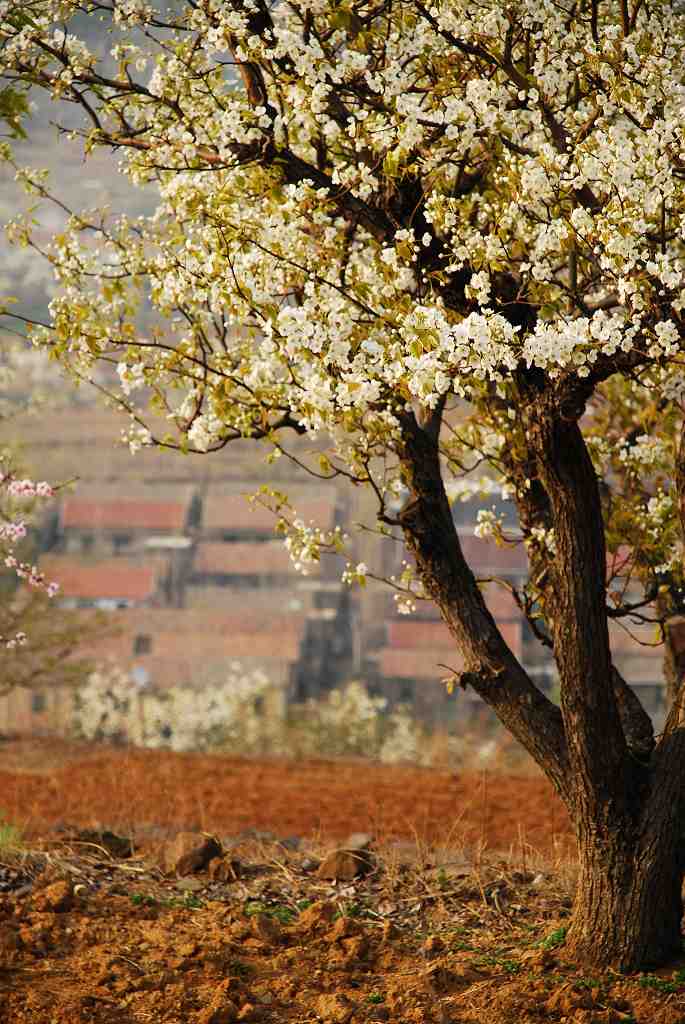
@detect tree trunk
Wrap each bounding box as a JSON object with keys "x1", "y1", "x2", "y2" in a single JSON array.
[
  {"x1": 396, "y1": 403, "x2": 685, "y2": 971},
  {"x1": 567, "y1": 800, "x2": 684, "y2": 970}
]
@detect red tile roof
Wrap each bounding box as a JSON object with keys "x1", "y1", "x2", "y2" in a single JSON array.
[
  {"x1": 41, "y1": 557, "x2": 162, "y2": 603},
  {"x1": 194, "y1": 541, "x2": 300, "y2": 577},
  {"x1": 61, "y1": 498, "x2": 188, "y2": 532},
  {"x1": 202, "y1": 495, "x2": 337, "y2": 534}
]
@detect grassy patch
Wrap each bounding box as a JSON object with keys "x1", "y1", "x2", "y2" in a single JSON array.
[
  {"x1": 244, "y1": 899, "x2": 295, "y2": 925},
  {"x1": 0, "y1": 816, "x2": 23, "y2": 853},
  {"x1": 636, "y1": 972, "x2": 685, "y2": 994},
  {"x1": 537, "y1": 926, "x2": 567, "y2": 950}
]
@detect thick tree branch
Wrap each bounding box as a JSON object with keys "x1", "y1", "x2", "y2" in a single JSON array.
[{"x1": 396, "y1": 410, "x2": 570, "y2": 798}]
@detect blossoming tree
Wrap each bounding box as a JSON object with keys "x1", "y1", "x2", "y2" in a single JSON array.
[{"x1": 4, "y1": 0, "x2": 685, "y2": 968}]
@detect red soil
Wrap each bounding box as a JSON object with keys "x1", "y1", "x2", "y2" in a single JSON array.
[{"x1": 0, "y1": 739, "x2": 572, "y2": 853}]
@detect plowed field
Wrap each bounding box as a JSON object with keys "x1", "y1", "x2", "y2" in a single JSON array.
[{"x1": 0, "y1": 738, "x2": 572, "y2": 854}]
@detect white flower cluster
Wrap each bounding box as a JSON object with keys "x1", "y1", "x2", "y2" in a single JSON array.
[
  {"x1": 474, "y1": 507, "x2": 506, "y2": 540},
  {"x1": 525, "y1": 525, "x2": 557, "y2": 555},
  {"x1": 0, "y1": 521, "x2": 26, "y2": 543},
  {"x1": 618, "y1": 436, "x2": 670, "y2": 473},
  {"x1": 640, "y1": 490, "x2": 675, "y2": 544},
  {"x1": 342, "y1": 561, "x2": 369, "y2": 587},
  {"x1": 446, "y1": 476, "x2": 502, "y2": 503},
  {"x1": 4, "y1": 631, "x2": 26, "y2": 650},
  {"x1": 283, "y1": 520, "x2": 346, "y2": 576},
  {"x1": 72, "y1": 670, "x2": 435, "y2": 763},
  {"x1": 393, "y1": 593, "x2": 417, "y2": 616}
]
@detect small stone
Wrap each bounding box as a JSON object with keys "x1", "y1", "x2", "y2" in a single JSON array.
[
  {"x1": 315, "y1": 992, "x2": 355, "y2": 1023},
  {"x1": 316, "y1": 849, "x2": 374, "y2": 881},
  {"x1": 196, "y1": 1002, "x2": 238, "y2": 1024},
  {"x1": 250, "y1": 913, "x2": 281, "y2": 945},
  {"x1": 33, "y1": 880, "x2": 74, "y2": 913},
  {"x1": 208, "y1": 857, "x2": 242, "y2": 882},
  {"x1": 162, "y1": 832, "x2": 222, "y2": 876},
  {"x1": 300, "y1": 857, "x2": 319, "y2": 873}
]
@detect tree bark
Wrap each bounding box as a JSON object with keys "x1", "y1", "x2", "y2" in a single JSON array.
[
  {"x1": 567, "y1": 728, "x2": 685, "y2": 969},
  {"x1": 567, "y1": 820, "x2": 683, "y2": 970}
]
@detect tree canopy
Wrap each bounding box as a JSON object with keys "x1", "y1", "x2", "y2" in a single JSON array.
[
  {"x1": 5, "y1": 0, "x2": 685, "y2": 969},
  {"x1": 2, "y1": 1, "x2": 683, "y2": 598}
]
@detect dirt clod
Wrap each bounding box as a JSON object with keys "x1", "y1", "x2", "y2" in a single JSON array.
[
  {"x1": 32, "y1": 879, "x2": 73, "y2": 913},
  {"x1": 316, "y1": 848, "x2": 373, "y2": 881},
  {"x1": 162, "y1": 831, "x2": 223, "y2": 876},
  {"x1": 421, "y1": 934, "x2": 445, "y2": 959},
  {"x1": 315, "y1": 991, "x2": 355, "y2": 1023},
  {"x1": 195, "y1": 980, "x2": 239, "y2": 1024},
  {"x1": 296, "y1": 900, "x2": 337, "y2": 933}
]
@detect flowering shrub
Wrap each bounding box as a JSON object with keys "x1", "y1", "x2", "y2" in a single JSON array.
[
  {"x1": 72, "y1": 664, "x2": 275, "y2": 753},
  {"x1": 286, "y1": 681, "x2": 389, "y2": 759},
  {"x1": 71, "y1": 669, "x2": 441, "y2": 763}
]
